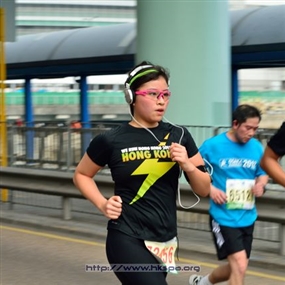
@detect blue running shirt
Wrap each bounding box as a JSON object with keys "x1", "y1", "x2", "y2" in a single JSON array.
[{"x1": 199, "y1": 132, "x2": 266, "y2": 227}]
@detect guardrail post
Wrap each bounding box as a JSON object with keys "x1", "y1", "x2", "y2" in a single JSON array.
[
  {"x1": 280, "y1": 224, "x2": 285, "y2": 256},
  {"x1": 66, "y1": 128, "x2": 72, "y2": 170},
  {"x1": 57, "y1": 130, "x2": 64, "y2": 169},
  {"x1": 39, "y1": 131, "x2": 45, "y2": 167},
  {"x1": 62, "y1": 197, "x2": 72, "y2": 220}
]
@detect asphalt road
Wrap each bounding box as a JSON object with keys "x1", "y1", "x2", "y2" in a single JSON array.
[{"x1": 1, "y1": 223, "x2": 285, "y2": 285}]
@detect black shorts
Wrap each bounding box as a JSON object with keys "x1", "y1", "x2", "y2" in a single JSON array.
[
  {"x1": 209, "y1": 216, "x2": 254, "y2": 260},
  {"x1": 106, "y1": 229, "x2": 168, "y2": 285}
]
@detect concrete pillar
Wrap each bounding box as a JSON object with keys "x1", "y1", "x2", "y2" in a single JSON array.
[{"x1": 137, "y1": 0, "x2": 231, "y2": 127}]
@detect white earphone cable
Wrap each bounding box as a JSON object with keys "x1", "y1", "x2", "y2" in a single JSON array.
[
  {"x1": 128, "y1": 109, "x2": 161, "y2": 144},
  {"x1": 127, "y1": 111, "x2": 211, "y2": 210},
  {"x1": 163, "y1": 116, "x2": 201, "y2": 209}
]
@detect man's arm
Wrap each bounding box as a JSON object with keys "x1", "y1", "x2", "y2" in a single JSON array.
[{"x1": 260, "y1": 146, "x2": 285, "y2": 187}]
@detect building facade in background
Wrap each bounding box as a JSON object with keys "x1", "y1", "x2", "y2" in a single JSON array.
[
  {"x1": 5, "y1": 0, "x2": 285, "y2": 127},
  {"x1": 16, "y1": 0, "x2": 136, "y2": 36}
]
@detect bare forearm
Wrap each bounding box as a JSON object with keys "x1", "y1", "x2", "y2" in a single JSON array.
[
  {"x1": 261, "y1": 146, "x2": 285, "y2": 187},
  {"x1": 262, "y1": 158, "x2": 285, "y2": 187},
  {"x1": 185, "y1": 168, "x2": 211, "y2": 197},
  {"x1": 73, "y1": 173, "x2": 107, "y2": 211}
]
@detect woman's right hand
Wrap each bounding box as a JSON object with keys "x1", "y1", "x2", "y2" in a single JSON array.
[{"x1": 102, "y1": 195, "x2": 122, "y2": 219}]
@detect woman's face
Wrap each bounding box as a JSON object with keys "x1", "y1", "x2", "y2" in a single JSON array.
[{"x1": 132, "y1": 76, "x2": 170, "y2": 128}]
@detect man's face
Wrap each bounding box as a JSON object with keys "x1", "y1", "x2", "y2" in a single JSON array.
[{"x1": 233, "y1": 117, "x2": 260, "y2": 144}]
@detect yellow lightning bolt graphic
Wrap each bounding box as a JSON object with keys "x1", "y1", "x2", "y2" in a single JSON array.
[
  {"x1": 130, "y1": 158, "x2": 175, "y2": 204},
  {"x1": 129, "y1": 132, "x2": 173, "y2": 204}
]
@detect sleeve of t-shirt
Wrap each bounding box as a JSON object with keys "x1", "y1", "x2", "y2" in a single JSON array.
[
  {"x1": 256, "y1": 141, "x2": 267, "y2": 177},
  {"x1": 267, "y1": 122, "x2": 285, "y2": 156},
  {"x1": 199, "y1": 140, "x2": 208, "y2": 160},
  {"x1": 86, "y1": 133, "x2": 112, "y2": 167}
]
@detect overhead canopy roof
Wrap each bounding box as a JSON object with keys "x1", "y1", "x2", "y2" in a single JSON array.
[
  {"x1": 6, "y1": 23, "x2": 136, "y2": 79},
  {"x1": 5, "y1": 5, "x2": 285, "y2": 79},
  {"x1": 231, "y1": 5, "x2": 285, "y2": 68}
]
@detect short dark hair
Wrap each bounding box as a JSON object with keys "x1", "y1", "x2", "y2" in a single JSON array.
[{"x1": 232, "y1": 104, "x2": 261, "y2": 124}]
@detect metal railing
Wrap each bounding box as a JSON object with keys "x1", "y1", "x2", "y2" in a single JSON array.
[
  {"x1": 4, "y1": 123, "x2": 283, "y2": 171},
  {"x1": 1, "y1": 167, "x2": 284, "y2": 255}
]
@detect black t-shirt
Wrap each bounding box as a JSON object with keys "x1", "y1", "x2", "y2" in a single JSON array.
[
  {"x1": 268, "y1": 122, "x2": 285, "y2": 156},
  {"x1": 86, "y1": 122, "x2": 198, "y2": 242}
]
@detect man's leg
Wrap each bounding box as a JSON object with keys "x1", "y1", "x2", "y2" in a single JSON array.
[
  {"x1": 226, "y1": 250, "x2": 248, "y2": 285},
  {"x1": 190, "y1": 221, "x2": 253, "y2": 285},
  {"x1": 189, "y1": 263, "x2": 230, "y2": 285},
  {"x1": 208, "y1": 263, "x2": 231, "y2": 284}
]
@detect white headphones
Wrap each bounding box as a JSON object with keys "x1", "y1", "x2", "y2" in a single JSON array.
[{"x1": 124, "y1": 64, "x2": 154, "y2": 104}]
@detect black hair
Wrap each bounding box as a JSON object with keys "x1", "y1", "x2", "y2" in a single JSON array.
[
  {"x1": 232, "y1": 104, "x2": 262, "y2": 125},
  {"x1": 125, "y1": 60, "x2": 170, "y2": 95}
]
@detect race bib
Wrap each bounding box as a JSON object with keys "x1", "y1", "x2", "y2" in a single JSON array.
[
  {"x1": 226, "y1": 179, "x2": 255, "y2": 210},
  {"x1": 144, "y1": 237, "x2": 177, "y2": 274}
]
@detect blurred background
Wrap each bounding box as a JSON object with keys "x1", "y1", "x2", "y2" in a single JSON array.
[{"x1": 3, "y1": 0, "x2": 285, "y2": 129}]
